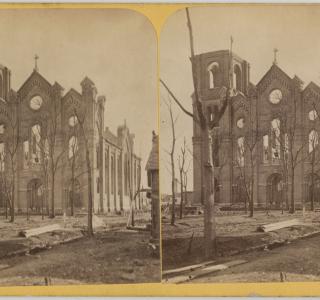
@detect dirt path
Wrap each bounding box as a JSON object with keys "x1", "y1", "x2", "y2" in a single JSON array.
[
  {"x1": 192, "y1": 233, "x2": 320, "y2": 283},
  {"x1": 0, "y1": 231, "x2": 160, "y2": 285},
  {"x1": 162, "y1": 211, "x2": 320, "y2": 270}
]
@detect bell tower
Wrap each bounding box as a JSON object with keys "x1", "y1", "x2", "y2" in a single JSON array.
[
  {"x1": 0, "y1": 65, "x2": 11, "y2": 101},
  {"x1": 192, "y1": 49, "x2": 251, "y2": 206}
]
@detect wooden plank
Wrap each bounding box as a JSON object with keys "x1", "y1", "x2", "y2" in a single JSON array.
[
  {"x1": 162, "y1": 260, "x2": 216, "y2": 276},
  {"x1": 19, "y1": 224, "x2": 61, "y2": 238},
  {"x1": 163, "y1": 275, "x2": 191, "y2": 284},
  {"x1": 165, "y1": 259, "x2": 247, "y2": 284},
  {"x1": 258, "y1": 219, "x2": 300, "y2": 232},
  {"x1": 126, "y1": 225, "x2": 149, "y2": 232}
]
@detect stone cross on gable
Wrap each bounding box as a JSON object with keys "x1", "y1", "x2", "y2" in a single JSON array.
[
  {"x1": 34, "y1": 54, "x2": 39, "y2": 72},
  {"x1": 273, "y1": 48, "x2": 278, "y2": 65}
]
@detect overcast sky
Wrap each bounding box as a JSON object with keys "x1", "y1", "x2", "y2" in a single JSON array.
[
  {"x1": 160, "y1": 5, "x2": 320, "y2": 194},
  {"x1": 0, "y1": 8, "x2": 157, "y2": 187}
]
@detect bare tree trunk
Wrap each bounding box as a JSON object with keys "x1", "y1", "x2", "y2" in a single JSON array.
[
  {"x1": 244, "y1": 194, "x2": 247, "y2": 214},
  {"x1": 290, "y1": 167, "x2": 295, "y2": 214},
  {"x1": 71, "y1": 162, "x2": 75, "y2": 216},
  {"x1": 10, "y1": 160, "x2": 15, "y2": 222},
  {"x1": 202, "y1": 128, "x2": 216, "y2": 257},
  {"x1": 284, "y1": 172, "x2": 289, "y2": 211},
  {"x1": 250, "y1": 175, "x2": 254, "y2": 217},
  {"x1": 171, "y1": 160, "x2": 176, "y2": 226},
  {"x1": 50, "y1": 171, "x2": 55, "y2": 218},
  {"x1": 249, "y1": 154, "x2": 254, "y2": 217},
  {"x1": 131, "y1": 201, "x2": 135, "y2": 227},
  {"x1": 311, "y1": 151, "x2": 315, "y2": 211},
  {"x1": 99, "y1": 136, "x2": 104, "y2": 213},
  {"x1": 5, "y1": 192, "x2": 7, "y2": 219},
  {"x1": 85, "y1": 147, "x2": 94, "y2": 236},
  {"x1": 166, "y1": 100, "x2": 176, "y2": 226},
  {"x1": 10, "y1": 178, "x2": 14, "y2": 222},
  {"x1": 179, "y1": 169, "x2": 184, "y2": 219}
]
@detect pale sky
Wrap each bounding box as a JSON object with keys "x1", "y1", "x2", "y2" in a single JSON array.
[
  {"x1": 160, "y1": 5, "x2": 320, "y2": 194},
  {"x1": 0, "y1": 8, "x2": 157, "y2": 188}
]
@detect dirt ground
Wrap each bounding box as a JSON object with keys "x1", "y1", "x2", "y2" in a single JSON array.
[
  {"x1": 162, "y1": 210, "x2": 320, "y2": 270},
  {"x1": 0, "y1": 230, "x2": 160, "y2": 285},
  {"x1": 192, "y1": 233, "x2": 320, "y2": 283},
  {"x1": 0, "y1": 213, "x2": 151, "y2": 257},
  {"x1": 0, "y1": 212, "x2": 159, "y2": 285},
  {"x1": 0, "y1": 212, "x2": 150, "y2": 240}
]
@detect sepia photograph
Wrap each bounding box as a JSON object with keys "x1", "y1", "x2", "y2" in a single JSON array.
[
  {"x1": 160, "y1": 5, "x2": 320, "y2": 283},
  {"x1": 0, "y1": 8, "x2": 159, "y2": 286}
]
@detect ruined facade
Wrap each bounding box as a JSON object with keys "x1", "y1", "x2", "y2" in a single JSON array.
[
  {"x1": 0, "y1": 63, "x2": 141, "y2": 214},
  {"x1": 193, "y1": 50, "x2": 320, "y2": 209}
]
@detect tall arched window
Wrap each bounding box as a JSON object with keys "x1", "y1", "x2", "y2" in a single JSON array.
[
  {"x1": 0, "y1": 75, "x2": 3, "y2": 99},
  {"x1": 237, "y1": 136, "x2": 245, "y2": 167},
  {"x1": 105, "y1": 150, "x2": 109, "y2": 194},
  {"x1": 124, "y1": 153, "x2": 128, "y2": 195},
  {"x1": 111, "y1": 155, "x2": 115, "y2": 194},
  {"x1": 271, "y1": 118, "x2": 281, "y2": 161},
  {"x1": 0, "y1": 124, "x2": 5, "y2": 135},
  {"x1": 234, "y1": 65, "x2": 242, "y2": 91},
  {"x1": 309, "y1": 130, "x2": 319, "y2": 153},
  {"x1": 207, "y1": 62, "x2": 219, "y2": 89},
  {"x1": 68, "y1": 136, "x2": 78, "y2": 159},
  {"x1": 117, "y1": 155, "x2": 122, "y2": 197},
  {"x1": 31, "y1": 124, "x2": 41, "y2": 163},
  {"x1": 207, "y1": 106, "x2": 213, "y2": 122},
  {"x1": 263, "y1": 134, "x2": 269, "y2": 163},
  {"x1": 0, "y1": 142, "x2": 5, "y2": 172},
  {"x1": 96, "y1": 144, "x2": 99, "y2": 168}
]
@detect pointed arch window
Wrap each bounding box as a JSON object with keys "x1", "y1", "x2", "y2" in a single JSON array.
[
  {"x1": 0, "y1": 75, "x2": 3, "y2": 99},
  {"x1": 309, "y1": 109, "x2": 318, "y2": 121},
  {"x1": 111, "y1": 155, "x2": 115, "y2": 194},
  {"x1": 271, "y1": 118, "x2": 281, "y2": 162},
  {"x1": 117, "y1": 155, "x2": 122, "y2": 196},
  {"x1": 309, "y1": 130, "x2": 319, "y2": 153},
  {"x1": 0, "y1": 124, "x2": 5, "y2": 135},
  {"x1": 207, "y1": 62, "x2": 219, "y2": 89},
  {"x1": 23, "y1": 140, "x2": 29, "y2": 168},
  {"x1": 31, "y1": 124, "x2": 41, "y2": 164},
  {"x1": 234, "y1": 65, "x2": 242, "y2": 91},
  {"x1": 96, "y1": 144, "x2": 99, "y2": 168},
  {"x1": 0, "y1": 142, "x2": 5, "y2": 171},
  {"x1": 263, "y1": 135, "x2": 269, "y2": 163},
  {"x1": 236, "y1": 136, "x2": 245, "y2": 167},
  {"x1": 68, "y1": 136, "x2": 78, "y2": 159},
  {"x1": 105, "y1": 149, "x2": 109, "y2": 194}
]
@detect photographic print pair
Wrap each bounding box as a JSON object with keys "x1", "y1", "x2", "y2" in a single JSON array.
[{"x1": 0, "y1": 5, "x2": 320, "y2": 288}]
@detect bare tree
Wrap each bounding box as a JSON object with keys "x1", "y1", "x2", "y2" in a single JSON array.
[
  {"x1": 160, "y1": 8, "x2": 231, "y2": 257},
  {"x1": 274, "y1": 94, "x2": 304, "y2": 214},
  {"x1": 74, "y1": 109, "x2": 93, "y2": 236},
  {"x1": 124, "y1": 133, "x2": 142, "y2": 228},
  {"x1": 235, "y1": 129, "x2": 260, "y2": 217},
  {"x1": 308, "y1": 129, "x2": 319, "y2": 211},
  {"x1": 183, "y1": 156, "x2": 191, "y2": 207},
  {"x1": 67, "y1": 122, "x2": 82, "y2": 217},
  {"x1": 0, "y1": 142, "x2": 11, "y2": 220},
  {"x1": 36, "y1": 129, "x2": 50, "y2": 219},
  {"x1": 303, "y1": 103, "x2": 320, "y2": 212},
  {"x1": 37, "y1": 89, "x2": 66, "y2": 218},
  {"x1": 5, "y1": 97, "x2": 20, "y2": 222},
  {"x1": 96, "y1": 98, "x2": 105, "y2": 213},
  {"x1": 178, "y1": 138, "x2": 186, "y2": 219},
  {"x1": 164, "y1": 98, "x2": 178, "y2": 226}
]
